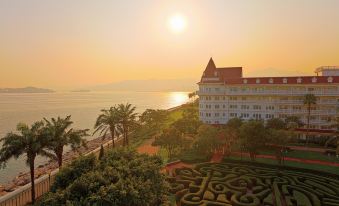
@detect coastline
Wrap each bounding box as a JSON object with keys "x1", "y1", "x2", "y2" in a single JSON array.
[
  {"x1": 0, "y1": 136, "x2": 112, "y2": 196},
  {"x1": 0, "y1": 103, "x2": 188, "y2": 197}
]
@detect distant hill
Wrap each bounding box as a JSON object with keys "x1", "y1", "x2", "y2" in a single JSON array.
[
  {"x1": 0, "y1": 87, "x2": 55, "y2": 93},
  {"x1": 88, "y1": 79, "x2": 198, "y2": 92}
]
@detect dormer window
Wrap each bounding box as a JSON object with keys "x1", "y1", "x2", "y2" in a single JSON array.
[
  {"x1": 243, "y1": 79, "x2": 248, "y2": 84},
  {"x1": 328, "y1": 76, "x2": 333, "y2": 83},
  {"x1": 256, "y1": 78, "x2": 260, "y2": 84},
  {"x1": 312, "y1": 77, "x2": 317, "y2": 83},
  {"x1": 283, "y1": 78, "x2": 288, "y2": 84},
  {"x1": 214, "y1": 71, "x2": 218, "y2": 76},
  {"x1": 297, "y1": 78, "x2": 302, "y2": 83},
  {"x1": 269, "y1": 78, "x2": 274, "y2": 84}
]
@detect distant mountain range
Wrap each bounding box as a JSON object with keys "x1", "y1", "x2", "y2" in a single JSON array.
[
  {"x1": 0, "y1": 87, "x2": 55, "y2": 93},
  {"x1": 87, "y1": 79, "x2": 198, "y2": 92}
]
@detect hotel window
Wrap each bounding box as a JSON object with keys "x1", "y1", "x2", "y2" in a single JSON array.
[
  {"x1": 243, "y1": 79, "x2": 248, "y2": 84},
  {"x1": 223, "y1": 104, "x2": 226, "y2": 109},
  {"x1": 312, "y1": 77, "x2": 317, "y2": 83},
  {"x1": 279, "y1": 105, "x2": 288, "y2": 110},
  {"x1": 269, "y1": 78, "x2": 274, "y2": 84},
  {"x1": 222, "y1": 96, "x2": 226, "y2": 100},
  {"x1": 266, "y1": 106, "x2": 275, "y2": 110},
  {"x1": 215, "y1": 96, "x2": 220, "y2": 100},
  {"x1": 283, "y1": 78, "x2": 288, "y2": 83},
  {"x1": 253, "y1": 114, "x2": 261, "y2": 119},
  {"x1": 230, "y1": 105, "x2": 238, "y2": 109},
  {"x1": 230, "y1": 113, "x2": 238, "y2": 117},
  {"x1": 253, "y1": 105, "x2": 261, "y2": 110},
  {"x1": 230, "y1": 96, "x2": 237, "y2": 101},
  {"x1": 265, "y1": 114, "x2": 274, "y2": 119},
  {"x1": 256, "y1": 78, "x2": 260, "y2": 84},
  {"x1": 297, "y1": 78, "x2": 302, "y2": 83},
  {"x1": 230, "y1": 87, "x2": 238, "y2": 92},
  {"x1": 215, "y1": 88, "x2": 220, "y2": 92},
  {"x1": 215, "y1": 105, "x2": 220, "y2": 109},
  {"x1": 279, "y1": 114, "x2": 288, "y2": 118},
  {"x1": 215, "y1": 113, "x2": 220, "y2": 117},
  {"x1": 240, "y1": 113, "x2": 249, "y2": 118},
  {"x1": 223, "y1": 113, "x2": 226, "y2": 117},
  {"x1": 328, "y1": 77, "x2": 333, "y2": 83},
  {"x1": 309, "y1": 125, "x2": 317, "y2": 129},
  {"x1": 241, "y1": 105, "x2": 249, "y2": 110},
  {"x1": 308, "y1": 88, "x2": 315, "y2": 91},
  {"x1": 293, "y1": 106, "x2": 301, "y2": 110},
  {"x1": 310, "y1": 116, "x2": 317, "y2": 120},
  {"x1": 321, "y1": 116, "x2": 331, "y2": 121},
  {"x1": 242, "y1": 97, "x2": 247, "y2": 101}
]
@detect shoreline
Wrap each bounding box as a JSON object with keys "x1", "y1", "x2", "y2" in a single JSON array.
[
  {"x1": 0, "y1": 136, "x2": 112, "y2": 196},
  {"x1": 0, "y1": 103, "x2": 188, "y2": 197}
]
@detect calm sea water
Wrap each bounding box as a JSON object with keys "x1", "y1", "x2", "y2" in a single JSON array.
[{"x1": 0, "y1": 91, "x2": 189, "y2": 184}]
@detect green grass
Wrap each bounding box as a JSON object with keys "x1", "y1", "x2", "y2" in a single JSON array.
[
  {"x1": 158, "y1": 148, "x2": 169, "y2": 164},
  {"x1": 224, "y1": 156, "x2": 339, "y2": 175},
  {"x1": 284, "y1": 150, "x2": 339, "y2": 163}
]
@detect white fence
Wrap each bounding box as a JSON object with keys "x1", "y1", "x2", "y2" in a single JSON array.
[{"x1": 0, "y1": 138, "x2": 119, "y2": 206}]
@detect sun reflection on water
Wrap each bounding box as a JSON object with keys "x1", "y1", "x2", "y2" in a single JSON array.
[{"x1": 168, "y1": 92, "x2": 189, "y2": 108}]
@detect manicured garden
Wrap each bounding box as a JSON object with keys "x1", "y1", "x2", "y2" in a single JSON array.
[{"x1": 168, "y1": 161, "x2": 339, "y2": 206}]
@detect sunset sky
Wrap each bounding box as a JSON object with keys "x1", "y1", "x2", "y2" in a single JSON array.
[{"x1": 1, "y1": 0, "x2": 338, "y2": 89}]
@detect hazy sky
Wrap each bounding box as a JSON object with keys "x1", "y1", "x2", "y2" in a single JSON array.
[{"x1": 1, "y1": 0, "x2": 338, "y2": 89}]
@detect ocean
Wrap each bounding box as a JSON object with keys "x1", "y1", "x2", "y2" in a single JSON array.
[{"x1": 0, "y1": 91, "x2": 189, "y2": 184}]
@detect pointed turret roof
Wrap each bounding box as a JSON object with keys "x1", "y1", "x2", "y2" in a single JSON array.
[
  {"x1": 206, "y1": 57, "x2": 216, "y2": 71},
  {"x1": 200, "y1": 58, "x2": 243, "y2": 83}
]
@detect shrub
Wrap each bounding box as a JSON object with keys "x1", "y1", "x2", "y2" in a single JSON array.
[{"x1": 51, "y1": 154, "x2": 97, "y2": 192}]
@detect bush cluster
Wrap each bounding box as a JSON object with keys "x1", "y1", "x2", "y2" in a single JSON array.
[{"x1": 36, "y1": 149, "x2": 169, "y2": 206}]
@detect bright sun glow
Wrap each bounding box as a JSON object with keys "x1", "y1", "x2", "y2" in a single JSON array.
[
  {"x1": 168, "y1": 14, "x2": 186, "y2": 33},
  {"x1": 170, "y1": 92, "x2": 188, "y2": 107}
]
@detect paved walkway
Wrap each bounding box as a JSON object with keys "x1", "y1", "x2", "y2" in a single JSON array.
[
  {"x1": 210, "y1": 152, "x2": 224, "y2": 163},
  {"x1": 136, "y1": 138, "x2": 159, "y2": 155},
  {"x1": 231, "y1": 152, "x2": 339, "y2": 167}
]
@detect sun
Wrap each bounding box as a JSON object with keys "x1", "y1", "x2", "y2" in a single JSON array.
[{"x1": 168, "y1": 14, "x2": 186, "y2": 33}]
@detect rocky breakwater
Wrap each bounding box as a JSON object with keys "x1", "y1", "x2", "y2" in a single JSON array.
[{"x1": 0, "y1": 136, "x2": 111, "y2": 197}]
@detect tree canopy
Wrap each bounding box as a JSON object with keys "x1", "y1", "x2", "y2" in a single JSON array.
[{"x1": 37, "y1": 149, "x2": 169, "y2": 206}]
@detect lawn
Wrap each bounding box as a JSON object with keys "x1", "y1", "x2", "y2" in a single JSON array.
[
  {"x1": 257, "y1": 149, "x2": 339, "y2": 163},
  {"x1": 224, "y1": 155, "x2": 339, "y2": 175},
  {"x1": 168, "y1": 161, "x2": 339, "y2": 206}
]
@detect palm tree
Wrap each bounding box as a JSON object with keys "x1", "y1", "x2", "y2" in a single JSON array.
[
  {"x1": 303, "y1": 94, "x2": 317, "y2": 144},
  {"x1": 44, "y1": 116, "x2": 89, "y2": 167},
  {"x1": 0, "y1": 122, "x2": 53, "y2": 204},
  {"x1": 117, "y1": 103, "x2": 137, "y2": 146},
  {"x1": 94, "y1": 106, "x2": 120, "y2": 148}
]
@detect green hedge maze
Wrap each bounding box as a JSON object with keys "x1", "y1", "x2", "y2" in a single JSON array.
[{"x1": 167, "y1": 162, "x2": 339, "y2": 206}]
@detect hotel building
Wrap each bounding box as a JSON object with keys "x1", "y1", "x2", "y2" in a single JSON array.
[{"x1": 198, "y1": 58, "x2": 339, "y2": 136}]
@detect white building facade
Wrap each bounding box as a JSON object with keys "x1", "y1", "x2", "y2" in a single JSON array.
[{"x1": 198, "y1": 58, "x2": 339, "y2": 134}]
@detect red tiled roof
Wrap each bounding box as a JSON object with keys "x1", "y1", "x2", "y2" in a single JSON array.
[
  {"x1": 223, "y1": 76, "x2": 339, "y2": 84},
  {"x1": 199, "y1": 59, "x2": 339, "y2": 84},
  {"x1": 200, "y1": 58, "x2": 243, "y2": 82}
]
